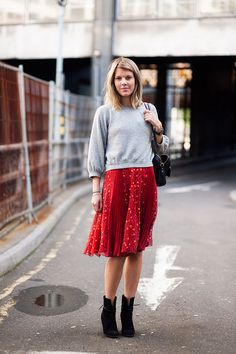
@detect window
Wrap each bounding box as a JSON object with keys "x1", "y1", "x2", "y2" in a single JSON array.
[
  {"x1": 29, "y1": 0, "x2": 95, "y2": 23},
  {"x1": 140, "y1": 65, "x2": 158, "y2": 103},
  {"x1": 166, "y1": 63, "x2": 192, "y2": 157},
  {"x1": 200, "y1": 0, "x2": 235, "y2": 15},
  {"x1": 117, "y1": 0, "x2": 157, "y2": 19},
  {"x1": 0, "y1": 0, "x2": 25, "y2": 25},
  {"x1": 158, "y1": 0, "x2": 195, "y2": 18},
  {"x1": 65, "y1": 0, "x2": 95, "y2": 21},
  {"x1": 29, "y1": 0, "x2": 58, "y2": 23},
  {"x1": 116, "y1": 0, "x2": 236, "y2": 19}
]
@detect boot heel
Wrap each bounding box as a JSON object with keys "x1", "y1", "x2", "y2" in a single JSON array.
[{"x1": 101, "y1": 296, "x2": 119, "y2": 338}]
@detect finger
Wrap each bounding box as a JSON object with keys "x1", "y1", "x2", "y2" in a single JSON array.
[
  {"x1": 98, "y1": 199, "x2": 103, "y2": 212},
  {"x1": 91, "y1": 201, "x2": 97, "y2": 211}
]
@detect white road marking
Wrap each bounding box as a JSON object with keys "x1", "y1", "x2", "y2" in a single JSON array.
[
  {"x1": 0, "y1": 298, "x2": 16, "y2": 322},
  {"x1": 229, "y1": 190, "x2": 236, "y2": 203},
  {"x1": 166, "y1": 181, "x2": 220, "y2": 194},
  {"x1": 138, "y1": 245, "x2": 187, "y2": 310},
  {"x1": 0, "y1": 206, "x2": 87, "y2": 325},
  {"x1": 13, "y1": 352, "x2": 97, "y2": 354},
  {"x1": 25, "y1": 352, "x2": 97, "y2": 354}
]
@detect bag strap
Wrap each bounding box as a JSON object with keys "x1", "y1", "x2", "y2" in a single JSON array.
[
  {"x1": 144, "y1": 102, "x2": 159, "y2": 155},
  {"x1": 144, "y1": 102, "x2": 156, "y2": 138}
]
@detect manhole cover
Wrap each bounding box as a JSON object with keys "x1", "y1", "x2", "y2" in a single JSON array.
[{"x1": 14, "y1": 285, "x2": 88, "y2": 316}]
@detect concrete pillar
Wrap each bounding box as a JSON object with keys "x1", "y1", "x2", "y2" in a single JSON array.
[
  {"x1": 156, "y1": 63, "x2": 167, "y2": 130},
  {"x1": 91, "y1": 0, "x2": 114, "y2": 98}
]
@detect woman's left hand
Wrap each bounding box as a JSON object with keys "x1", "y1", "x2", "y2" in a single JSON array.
[{"x1": 144, "y1": 109, "x2": 163, "y2": 133}]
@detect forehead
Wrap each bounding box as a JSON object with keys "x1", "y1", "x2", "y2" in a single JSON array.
[{"x1": 115, "y1": 67, "x2": 134, "y2": 76}]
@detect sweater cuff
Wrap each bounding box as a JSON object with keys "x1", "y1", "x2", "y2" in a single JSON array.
[
  {"x1": 156, "y1": 135, "x2": 169, "y2": 153},
  {"x1": 89, "y1": 171, "x2": 102, "y2": 179}
]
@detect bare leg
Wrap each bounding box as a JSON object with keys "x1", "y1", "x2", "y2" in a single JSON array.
[
  {"x1": 104, "y1": 257, "x2": 126, "y2": 301},
  {"x1": 123, "y1": 252, "x2": 143, "y2": 299}
]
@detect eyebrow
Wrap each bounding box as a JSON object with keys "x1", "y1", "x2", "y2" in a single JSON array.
[{"x1": 115, "y1": 74, "x2": 133, "y2": 78}]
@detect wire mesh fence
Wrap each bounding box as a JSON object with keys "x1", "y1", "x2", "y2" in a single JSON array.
[
  {"x1": 24, "y1": 73, "x2": 49, "y2": 208},
  {"x1": 65, "y1": 92, "x2": 99, "y2": 184},
  {"x1": 0, "y1": 62, "x2": 98, "y2": 234},
  {"x1": 0, "y1": 63, "x2": 28, "y2": 229}
]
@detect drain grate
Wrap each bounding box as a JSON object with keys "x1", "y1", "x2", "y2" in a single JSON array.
[{"x1": 14, "y1": 285, "x2": 88, "y2": 316}]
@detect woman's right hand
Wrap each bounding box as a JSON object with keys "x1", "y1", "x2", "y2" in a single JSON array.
[{"x1": 91, "y1": 193, "x2": 103, "y2": 212}]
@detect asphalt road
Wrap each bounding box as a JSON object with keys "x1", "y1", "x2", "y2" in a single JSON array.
[{"x1": 0, "y1": 161, "x2": 236, "y2": 354}]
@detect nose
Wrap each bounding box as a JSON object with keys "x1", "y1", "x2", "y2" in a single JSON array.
[{"x1": 121, "y1": 77, "x2": 127, "y2": 85}]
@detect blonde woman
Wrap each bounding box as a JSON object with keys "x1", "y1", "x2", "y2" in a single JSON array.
[{"x1": 84, "y1": 57, "x2": 169, "y2": 338}]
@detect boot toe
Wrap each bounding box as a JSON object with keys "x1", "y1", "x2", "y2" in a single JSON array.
[
  {"x1": 121, "y1": 329, "x2": 135, "y2": 337},
  {"x1": 104, "y1": 329, "x2": 119, "y2": 338}
]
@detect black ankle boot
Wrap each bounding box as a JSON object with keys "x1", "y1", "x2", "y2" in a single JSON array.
[
  {"x1": 120, "y1": 295, "x2": 135, "y2": 337},
  {"x1": 101, "y1": 296, "x2": 119, "y2": 338}
]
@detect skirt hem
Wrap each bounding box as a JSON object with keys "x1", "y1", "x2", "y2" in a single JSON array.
[{"x1": 83, "y1": 242, "x2": 153, "y2": 257}]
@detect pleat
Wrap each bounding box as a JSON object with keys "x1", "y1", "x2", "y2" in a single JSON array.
[{"x1": 83, "y1": 167, "x2": 157, "y2": 257}]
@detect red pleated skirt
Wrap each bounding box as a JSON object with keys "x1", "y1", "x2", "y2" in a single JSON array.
[{"x1": 83, "y1": 167, "x2": 158, "y2": 257}]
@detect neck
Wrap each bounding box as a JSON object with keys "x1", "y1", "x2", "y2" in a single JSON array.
[{"x1": 121, "y1": 97, "x2": 132, "y2": 107}]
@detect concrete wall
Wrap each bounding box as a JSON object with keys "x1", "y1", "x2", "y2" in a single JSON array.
[
  {"x1": 1, "y1": 16, "x2": 236, "y2": 60},
  {"x1": 113, "y1": 17, "x2": 236, "y2": 57},
  {"x1": 0, "y1": 22, "x2": 93, "y2": 59}
]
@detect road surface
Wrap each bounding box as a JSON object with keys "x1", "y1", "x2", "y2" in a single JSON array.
[{"x1": 0, "y1": 162, "x2": 236, "y2": 354}]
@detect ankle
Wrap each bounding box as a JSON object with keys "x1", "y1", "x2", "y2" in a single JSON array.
[
  {"x1": 124, "y1": 294, "x2": 135, "y2": 300},
  {"x1": 122, "y1": 294, "x2": 135, "y2": 307},
  {"x1": 104, "y1": 295, "x2": 116, "y2": 305}
]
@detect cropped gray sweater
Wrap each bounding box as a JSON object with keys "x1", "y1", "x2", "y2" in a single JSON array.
[{"x1": 88, "y1": 103, "x2": 169, "y2": 178}]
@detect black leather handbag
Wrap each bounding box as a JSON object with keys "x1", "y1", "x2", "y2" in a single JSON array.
[
  {"x1": 144, "y1": 103, "x2": 171, "y2": 186},
  {"x1": 152, "y1": 149, "x2": 171, "y2": 187}
]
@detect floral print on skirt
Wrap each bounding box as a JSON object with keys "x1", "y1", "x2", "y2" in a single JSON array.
[{"x1": 83, "y1": 167, "x2": 158, "y2": 257}]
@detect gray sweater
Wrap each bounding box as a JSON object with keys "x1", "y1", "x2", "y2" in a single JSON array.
[{"x1": 88, "y1": 103, "x2": 169, "y2": 178}]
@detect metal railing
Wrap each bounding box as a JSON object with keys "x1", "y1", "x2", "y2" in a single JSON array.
[{"x1": 0, "y1": 61, "x2": 99, "y2": 234}]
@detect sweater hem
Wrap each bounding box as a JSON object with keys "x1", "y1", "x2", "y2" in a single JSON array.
[{"x1": 105, "y1": 162, "x2": 153, "y2": 171}]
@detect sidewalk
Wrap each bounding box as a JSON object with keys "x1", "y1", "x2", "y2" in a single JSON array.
[{"x1": 0, "y1": 181, "x2": 91, "y2": 277}]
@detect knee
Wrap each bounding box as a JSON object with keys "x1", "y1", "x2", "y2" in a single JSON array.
[{"x1": 127, "y1": 252, "x2": 142, "y2": 262}]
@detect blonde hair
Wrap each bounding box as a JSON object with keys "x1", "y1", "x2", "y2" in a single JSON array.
[{"x1": 104, "y1": 57, "x2": 143, "y2": 110}]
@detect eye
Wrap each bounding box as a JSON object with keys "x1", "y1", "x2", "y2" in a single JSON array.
[
  {"x1": 126, "y1": 76, "x2": 133, "y2": 80},
  {"x1": 115, "y1": 76, "x2": 122, "y2": 81}
]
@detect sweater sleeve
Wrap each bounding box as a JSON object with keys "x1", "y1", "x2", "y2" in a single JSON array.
[
  {"x1": 87, "y1": 106, "x2": 108, "y2": 178},
  {"x1": 155, "y1": 134, "x2": 169, "y2": 154},
  {"x1": 149, "y1": 103, "x2": 170, "y2": 155}
]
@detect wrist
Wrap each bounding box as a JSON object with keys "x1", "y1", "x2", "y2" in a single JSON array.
[
  {"x1": 153, "y1": 127, "x2": 164, "y2": 136},
  {"x1": 156, "y1": 136, "x2": 163, "y2": 143},
  {"x1": 93, "y1": 189, "x2": 101, "y2": 193}
]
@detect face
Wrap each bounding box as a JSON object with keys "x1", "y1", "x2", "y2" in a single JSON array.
[{"x1": 114, "y1": 68, "x2": 135, "y2": 98}]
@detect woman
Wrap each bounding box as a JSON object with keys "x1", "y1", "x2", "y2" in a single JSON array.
[{"x1": 83, "y1": 57, "x2": 169, "y2": 338}]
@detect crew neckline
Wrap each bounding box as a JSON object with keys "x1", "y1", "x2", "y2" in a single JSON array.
[{"x1": 122, "y1": 106, "x2": 134, "y2": 110}]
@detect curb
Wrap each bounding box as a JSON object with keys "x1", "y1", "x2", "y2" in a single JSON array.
[
  {"x1": 0, "y1": 184, "x2": 91, "y2": 277},
  {"x1": 230, "y1": 190, "x2": 236, "y2": 204}
]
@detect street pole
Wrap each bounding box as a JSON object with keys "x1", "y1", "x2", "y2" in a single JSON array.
[{"x1": 55, "y1": 0, "x2": 67, "y2": 88}]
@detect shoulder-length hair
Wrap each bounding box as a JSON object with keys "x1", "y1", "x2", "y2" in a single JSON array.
[{"x1": 104, "y1": 57, "x2": 143, "y2": 110}]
